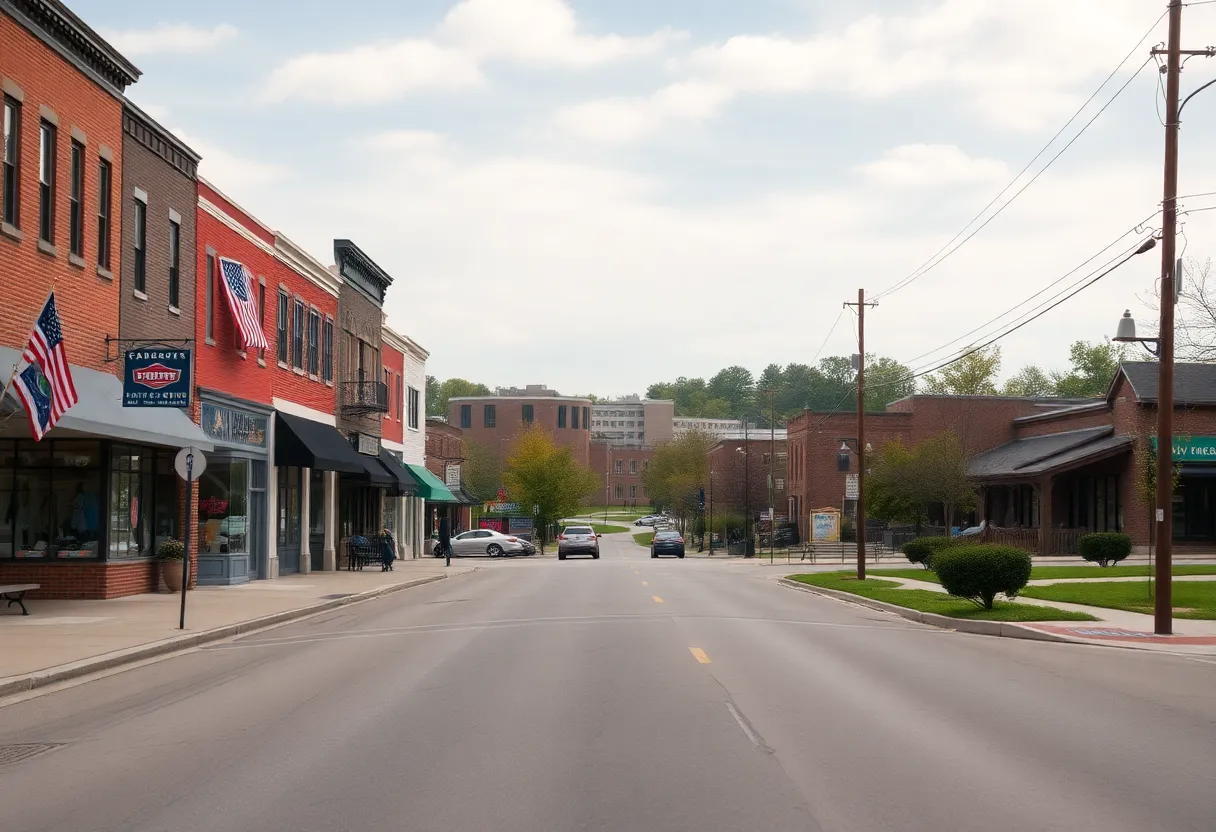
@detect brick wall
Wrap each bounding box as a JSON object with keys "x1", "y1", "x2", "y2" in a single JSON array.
[
  {"x1": 448, "y1": 397, "x2": 592, "y2": 469},
  {"x1": 119, "y1": 111, "x2": 196, "y2": 368},
  {"x1": 0, "y1": 560, "x2": 156, "y2": 599},
  {"x1": 0, "y1": 13, "x2": 124, "y2": 371},
  {"x1": 336, "y1": 288, "x2": 384, "y2": 441},
  {"x1": 195, "y1": 183, "x2": 338, "y2": 413},
  {"x1": 1014, "y1": 407, "x2": 1113, "y2": 438},
  {"x1": 425, "y1": 419, "x2": 462, "y2": 478},
  {"x1": 381, "y1": 340, "x2": 404, "y2": 445},
  {"x1": 708, "y1": 438, "x2": 786, "y2": 516},
  {"x1": 590, "y1": 443, "x2": 655, "y2": 506}
]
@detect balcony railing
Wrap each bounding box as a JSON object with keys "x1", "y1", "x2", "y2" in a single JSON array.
[{"x1": 340, "y1": 379, "x2": 389, "y2": 415}]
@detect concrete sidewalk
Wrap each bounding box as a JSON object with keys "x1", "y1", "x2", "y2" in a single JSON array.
[{"x1": 0, "y1": 561, "x2": 477, "y2": 695}]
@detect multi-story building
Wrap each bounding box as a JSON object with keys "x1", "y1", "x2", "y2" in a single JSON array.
[
  {"x1": 0, "y1": 0, "x2": 213, "y2": 599},
  {"x1": 589, "y1": 444, "x2": 655, "y2": 507},
  {"x1": 424, "y1": 416, "x2": 475, "y2": 532},
  {"x1": 449, "y1": 388, "x2": 592, "y2": 470},
  {"x1": 707, "y1": 436, "x2": 788, "y2": 521},
  {"x1": 590, "y1": 396, "x2": 674, "y2": 448},
  {"x1": 381, "y1": 323, "x2": 435, "y2": 557},
  {"x1": 674, "y1": 416, "x2": 754, "y2": 439}
]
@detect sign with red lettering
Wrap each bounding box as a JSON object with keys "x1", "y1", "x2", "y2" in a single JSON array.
[{"x1": 124, "y1": 349, "x2": 191, "y2": 407}]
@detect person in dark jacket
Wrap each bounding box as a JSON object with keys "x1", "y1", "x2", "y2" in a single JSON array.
[
  {"x1": 379, "y1": 529, "x2": 397, "y2": 571},
  {"x1": 438, "y1": 516, "x2": 452, "y2": 564}
]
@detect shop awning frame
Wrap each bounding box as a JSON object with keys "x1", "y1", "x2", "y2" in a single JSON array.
[
  {"x1": 274, "y1": 412, "x2": 367, "y2": 474},
  {"x1": 404, "y1": 463, "x2": 459, "y2": 502},
  {"x1": 377, "y1": 449, "x2": 418, "y2": 495}
]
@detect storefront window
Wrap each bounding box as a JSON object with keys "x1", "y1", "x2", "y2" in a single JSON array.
[
  {"x1": 2, "y1": 441, "x2": 104, "y2": 560},
  {"x1": 0, "y1": 442, "x2": 13, "y2": 558},
  {"x1": 153, "y1": 452, "x2": 179, "y2": 550},
  {"x1": 278, "y1": 466, "x2": 301, "y2": 546},
  {"x1": 199, "y1": 458, "x2": 249, "y2": 555},
  {"x1": 309, "y1": 469, "x2": 325, "y2": 536},
  {"x1": 110, "y1": 444, "x2": 153, "y2": 558},
  {"x1": 382, "y1": 495, "x2": 397, "y2": 538}
]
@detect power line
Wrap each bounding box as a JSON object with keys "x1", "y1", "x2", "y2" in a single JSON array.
[
  {"x1": 871, "y1": 12, "x2": 1165, "y2": 302},
  {"x1": 809, "y1": 308, "x2": 846, "y2": 365}
]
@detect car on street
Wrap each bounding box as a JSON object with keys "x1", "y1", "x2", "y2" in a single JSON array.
[
  {"x1": 633, "y1": 513, "x2": 669, "y2": 526},
  {"x1": 650, "y1": 530, "x2": 685, "y2": 558},
  {"x1": 433, "y1": 529, "x2": 529, "y2": 557},
  {"x1": 557, "y1": 525, "x2": 600, "y2": 560}
]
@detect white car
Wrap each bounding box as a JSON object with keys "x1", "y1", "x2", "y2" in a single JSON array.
[
  {"x1": 557, "y1": 525, "x2": 601, "y2": 560},
  {"x1": 434, "y1": 529, "x2": 528, "y2": 557}
]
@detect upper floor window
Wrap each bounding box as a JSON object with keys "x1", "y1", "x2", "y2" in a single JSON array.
[
  {"x1": 68, "y1": 140, "x2": 83, "y2": 257},
  {"x1": 408, "y1": 385, "x2": 419, "y2": 429},
  {"x1": 291, "y1": 300, "x2": 305, "y2": 368},
  {"x1": 1, "y1": 96, "x2": 19, "y2": 228},
  {"x1": 583, "y1": 407, "x2": 589, "y2": 430},
  {"x1": 522, "y1": 404, "x2": 533, "y2": 424},
  {"x1": 307, "y1": 310, "x2": 320, "y2": 376},
  {"x1": 460, "y1": 404, "x2": 472, "y2": 429},
  {"x1": 629, "y1": 460, "x2": 637, "y2": 474},
  {"x1": 205, "y1": 252, "x2": 215, "y2": 340},
  {"x1": 96, "y1": 159, "x2": 111, "y2": 267},
  {"x1": 558, "y1": 405, "x2": 567, "y2": 429},
  {"x1": 614, "y1": 460, "x2": 622, "y2": 474},
  {"x1": 276, "y1": 290, "x2": 289, "y2": 364},
  {"x1": 168, "y1": 218, "x2": 181, "y2": 308},
  {"x1": 38, "y1": 120, "x2": 55, "y2": 244},
  {"x1": 383, "y1": 368, "x2": 392, "y2": 413},
  {"x1": 484, "y1": 404, "x2": 496, "y2": 428},
  {"x1": 572, "y1": 407, "x2": 580, "y2": 429},
  {"x1": 133, "y1": 196, "x2": 147, "y2": 293},
  {"x1": 321, "y1": 317, "x2": 334, "y2": 381},
  {"x1": 257, "y1": 280, "x2": 266, "y2": 362}
]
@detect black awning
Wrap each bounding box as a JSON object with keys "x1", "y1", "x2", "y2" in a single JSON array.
[
  {"x1": 275, "y1": 412, "x2": 366, "y2": 474},
  {"x1": 377, "y1": 449, "x2": 418, "y2": 495},
  {"x1": 353, "y1": 451, "x2": 394, "y2": 486}
]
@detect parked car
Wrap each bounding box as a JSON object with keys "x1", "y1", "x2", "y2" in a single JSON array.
[
  {"x1": 558, "y1": 525, "x2": 600, "y2": 560},
  {"x1": 634, "y1": 515, "x2": 660, "y2": 526},
  {"x1": 432, "y1": 529, "x2": 529, "y2": 557},
  {"x1": 651, "y1": 530, "x2": 685, "y2": 559}
]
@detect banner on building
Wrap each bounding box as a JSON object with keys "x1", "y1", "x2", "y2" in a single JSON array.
[
  {"x1": 445, "y1": 464, "x2": 461, "y2": 488},
  {"x1": 811, "y1": 509, "x2": 841, "y2": 542},
  {"x1": 124, "y1": 349, "x2": 191, "y2": 407}
]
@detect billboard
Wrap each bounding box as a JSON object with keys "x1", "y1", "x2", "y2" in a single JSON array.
[
  {"x1": 811, "y1": 510, "x2": 841, "y2": 542},
  {"x1": 123, "y1": 349, "x2": 191, "y2": 407}
]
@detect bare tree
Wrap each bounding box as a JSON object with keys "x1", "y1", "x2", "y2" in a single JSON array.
[{"x1": 1140, "y1": 256, "x2": 1216, "y2": 362}]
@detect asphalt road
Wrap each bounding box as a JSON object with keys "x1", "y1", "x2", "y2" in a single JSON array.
[{"x1": 2, "y1": 533, "x2": 1215, "y2": 831}]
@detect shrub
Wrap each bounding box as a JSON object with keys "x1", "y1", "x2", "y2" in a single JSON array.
[
  {"x1": 901, "y1": 535, "x2": 962, "y2": 569},
  {"x1": 157, "y1": 538, "x2": 185, "y2": 560},
  {"x1": 933, "y1": 544, "x2": 1033, "y2": 609},
  {"x1": 1077, "y1": 532, "x2": 1133, "y2": 567}
]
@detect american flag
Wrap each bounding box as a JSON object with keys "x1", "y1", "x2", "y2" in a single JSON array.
[
  {"x1": 218, "y1": 256, "x2": 269, "y2": 351},
  {"x1": 21, "y1": 292, "x2": 78, "y2": 422}
]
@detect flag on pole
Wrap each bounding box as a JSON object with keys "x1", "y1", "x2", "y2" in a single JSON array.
[
  {"x1": 21, "y1": 292, "x2": 78, "y2": 421},
  {"x1": 12, "y1": 362, "x2": 55, "y2": 441},
  {"x1": 217, "y1": 256, "x2": 269, "y2": 351}
]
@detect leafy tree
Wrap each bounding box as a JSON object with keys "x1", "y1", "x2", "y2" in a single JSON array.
[
  {"x1": 866, "y1": 441, "x2": 924, "y2": 526},
  {"x1": 429, "y1": 378, "x2": 492, "y2": 418},
  {"x1": 865, "y1": 432, "x2": 976, "y2": 529},
  {"x1": 864, "y1": 355, "x2": 916, "y2": 411},
  {"x1": 708, "y1": 365, "x2": 756, "y2": 419},
  {"x1": 643, "y1": 430, "x2": 714, "y2": 531},
  {"x1": 503, "y1": 426, "x2": 599, "y2": 551},
  {"x1": 916, "y1": 432, "x2": 978, "y2": 529},
  {"x1": 425, "y1": 375, "x2": 442, "y2": 418},
  {"x1": 1134, "y1": 438, "x2": 1181, "y2": 558},
  {"x1": 1051, "y1": 340, "x2": 1124, "y2": 398},
  {"x1": 462, "y1": 439, "x2": 501, "y2": 501},
  {"x1": 1002, "y1": 365, "x2": 1053, "y2": 397},
  {"x1": 923, "y1": 346, "x2": 1002, "y2": 395}
]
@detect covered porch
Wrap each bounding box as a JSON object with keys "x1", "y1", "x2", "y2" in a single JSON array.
[{"x1": 970, "y1": 427, "x2": 1133, "y2": 555}]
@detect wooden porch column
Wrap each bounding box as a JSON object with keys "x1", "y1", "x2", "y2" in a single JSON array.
[{"x1": 1037, "y1": 476, "x2": 1053, "y2": 554}]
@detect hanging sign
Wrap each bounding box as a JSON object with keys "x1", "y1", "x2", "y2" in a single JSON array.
[{"x1": 123, "y1": 349, "x2": 192, "y2": 407}]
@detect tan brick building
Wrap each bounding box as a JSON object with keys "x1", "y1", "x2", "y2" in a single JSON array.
[{"x1": 448, "y1": 392, "x2": 592, "y2": 470}]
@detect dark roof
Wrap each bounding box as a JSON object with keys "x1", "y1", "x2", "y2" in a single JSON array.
[
  {"x1": 1012, "y1": 400, "x2": 1108, "y2": 425},
  {"x1": 1115, "y1": 362, "x2": 1216, "y2": 406},
  {"x1": 967, "y1": 427, "x2": 1132, "y2": 479},
  {"x1": 6, "y1": 0, "x2": 141, "y2": 93}
]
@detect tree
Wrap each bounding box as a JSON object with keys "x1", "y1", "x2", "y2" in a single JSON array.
[
  {"x1": 916, "y1": 432, "x2": 977, "y2": 529},
  {"x1": 866, "y1": 440, "x2": 924, "y2": 526},
  {"x1": 503, "y1": 426, "x2": 599, "y2": 551},
  {"x1": 923, "y1": 346, "x2": 1001, "y2": 395},
  {"x1": 1051, "y1": 340, "x2": 1123, "y2": 398},
  {"x1": 1133, "y1": 437, "x2": 1181, "y2": 558},
  {"x1": 1002, "y1": 365, "x2": 1053, "y2": 397},
  {"x1": 864, "y1": 432, "x2": 976, "y2": 529},
  {"x1": 864, "y1": 355, "x2": 916, "y2": 411},
  {"x1": 643, "y1": 430, "x2": 713, "y2": 531},
  {"x1": 1142, "y1": 256, "x2": 1216, "y2": 362},
  {"x1": 462, "y1": 439, "x2": 501, "y2": 501},
  {"x1": 708, "y1": 365, "x2": 756, "y2": 419},
  {"x1": 429, "y1": 378, "x2": 492, "y2": 418}
]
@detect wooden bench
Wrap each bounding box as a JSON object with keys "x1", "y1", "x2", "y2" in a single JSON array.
[{"x1": 0, "y1": 584, "x2": 38, "y2": 616}]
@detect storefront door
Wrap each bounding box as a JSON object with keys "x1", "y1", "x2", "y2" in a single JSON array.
[
  {"x1": 277, "y1": 466, "x2": 302, "y2": 575},
  {"x1": 1175, "y1": 476, "x2": 1216, "y2": 541}
]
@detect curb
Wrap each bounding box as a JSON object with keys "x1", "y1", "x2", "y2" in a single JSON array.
[
  {"x1": 776, "y1": 578, "x2": 1076, "y2": 644},
  {"x1": 0, "y1": 573, "x2": 455, "y2": 699}
]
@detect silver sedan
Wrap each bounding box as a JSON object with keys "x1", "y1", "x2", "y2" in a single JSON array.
[{"x1": 434, "y1": 529, "x2": 529, "y2": 557}]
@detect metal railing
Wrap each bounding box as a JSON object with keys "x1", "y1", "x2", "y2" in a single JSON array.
[{"x1": 340, "y1": 379, "x2": 389, "y2": 414}]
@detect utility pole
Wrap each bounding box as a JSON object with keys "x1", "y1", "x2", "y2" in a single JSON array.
[
  {"x1": 844, "y1": 289, "x2": 878, "y2": 580},
  {"x1": 766, "y1": 389, "x2": 777, "y2": 562},
  {"x1": 743, "y1": 418, "x2": 751, "y2": 556},
  {"x1": 1151, "y1": 1, "x2": 1183, "y2": 635}
]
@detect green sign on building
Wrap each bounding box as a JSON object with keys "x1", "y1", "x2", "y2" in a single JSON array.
[{"x1": 1149, "y1": 436, "x2": 1216, "y2": 462}]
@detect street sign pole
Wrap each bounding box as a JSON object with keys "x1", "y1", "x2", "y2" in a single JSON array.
[{"x1": 174, "y1": 446, "x2": 207, "y2": 630}]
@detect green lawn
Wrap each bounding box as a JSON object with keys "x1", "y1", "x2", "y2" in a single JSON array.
[
  {"x1": 633, "y1": 531, "x2": 655, "y2": 547},
  {"x1": 872, "y1": 564, "x2": 1216, "y2": 585},
  {"x1": 589, "y1": 523, "x2": 629, "y2": 535},
  {"x1": 1021, "y1": 579, "x2": 1216, "y2": 620},
  {"x1": 788, "y1": 573, "x2": 1096, "y2": 622}
]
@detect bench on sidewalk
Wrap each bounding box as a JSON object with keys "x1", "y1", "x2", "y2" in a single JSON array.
[{"x1": 1, "y1": 584, "x2": 38, "y2": 616}]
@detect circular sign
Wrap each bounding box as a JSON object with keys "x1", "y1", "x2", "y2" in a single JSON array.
[{"x1": 175, "y1": 446, "x2": 207, "y2": 482}]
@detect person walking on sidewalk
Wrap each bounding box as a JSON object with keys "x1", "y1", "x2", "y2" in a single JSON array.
[
  {"x1": 379, "y1": 529, "x2": 397, "y2": 571},
  {"x1": 438, "y1": 516, "x2": 452, "y2": 567}
]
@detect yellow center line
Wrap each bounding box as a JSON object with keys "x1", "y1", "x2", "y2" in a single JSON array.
[
  {"x1": 689, "y1": 647, "x2": 711, "y2": 664},
  {"x1": 652, "y1": 596, "x2": 664, "y2": 604}
]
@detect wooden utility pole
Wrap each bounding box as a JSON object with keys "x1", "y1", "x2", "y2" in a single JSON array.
[
  {"x1": 845, "y1": 289, "x2": 877, "y2": 580},
  {"x1": 766, "y1": 389, "x2": 777, "y2": 562}
]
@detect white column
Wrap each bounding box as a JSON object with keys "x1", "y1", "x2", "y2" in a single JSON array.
[
  {"x1": 397, "y1": 496, "x2": 407, "y2": 558},
  {"x1": 266, "y1": 464, "x2": 279, "y2": 580},
  {"x1": 300, "y1": 467, "x2": 311, "y2": 574},
  {"x1": 323, "y1": 470, "x2": 337, "y2": 571}
]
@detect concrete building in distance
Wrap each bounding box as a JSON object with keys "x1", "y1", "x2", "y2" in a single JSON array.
[
  {"x1": 591, "y1": 396, "x2": 673, "y2": 448},
  {"x1": 674, "y1": 416, "x2": 754, "y2": 440},
  {"x1": 449, "y1": 387, "x2": 592, "y2": 470}
]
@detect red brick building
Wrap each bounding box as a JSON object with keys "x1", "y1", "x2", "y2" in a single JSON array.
[
  {"x1": 590, "y1": 443, "x2": 655, "y2": 508},
  {"x1": 707, "y1": 436, "x2": 788, "y2": 520},
  {"x1": 449, "y1": 392, "x2": 592, "y2": 471}
]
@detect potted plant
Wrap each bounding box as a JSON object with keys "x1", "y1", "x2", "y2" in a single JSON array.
[{"x1": 157, "y1": 538, "x2": 186, "y2": 592}]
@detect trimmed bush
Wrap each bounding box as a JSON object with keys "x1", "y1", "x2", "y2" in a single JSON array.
[
  {"x1": 1077, "y1": 532, "x2": 1133, "y2": 568},
  {"x1": 156, "y1": 538, "x2": 185, "y2": 560},
  {"x1": 901, "y1": 535, "x2": 962, "y2": 569},
  {"x1": 933, "y1": 544, "x2": 1033, "y2": 609}
]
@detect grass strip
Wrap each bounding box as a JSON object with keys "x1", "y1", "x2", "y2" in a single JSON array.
[{"x1": 1021, "y1": 579, "x2": 1216, "y2": 620}]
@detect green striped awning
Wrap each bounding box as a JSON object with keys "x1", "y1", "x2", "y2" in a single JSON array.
[{"x1": 404, "y1": 463, "x2": 458, "y2": 502}]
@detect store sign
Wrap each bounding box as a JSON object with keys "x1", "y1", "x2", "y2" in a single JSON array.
[
  {"x1": 356, "y1": 433, "x2": 379, "y2": 456},
  {"x1": 123, "y1": 349, "x2": 191, "y2": 407},
  {"x1": 201, "y1": 402, "x2": 267, "y2": 448},
  {"x1": 812, "y1": 511, "x2": 841, "y2": 542},
  {"x1": 845, "y1": 473, "x2": 859, "y2": 500},
  {"x1": 1149, "y1": 435, "x2": 1216, "y2": 462},
  {"x1": 444, "y1": 464, "x2": 461, "y2": 488},
  {"x1": 484, "y1": 501, "x2": 519, "y2": 513}
]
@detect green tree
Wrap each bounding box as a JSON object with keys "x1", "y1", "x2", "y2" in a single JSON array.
[
  {"x1": 1002, "y1": 365, "x2": 1053, "y2": 397},
  {"x1": 643, "y1": 430, "x2": 713, "y2": 531},
  {"x1": 916, "y1": 432, "x2": 977, "y2": 529},
  {"x1": 429, "y1": 378, "x2": 492, "y2": 418},
  {"x1": 1134, "y1": 438, "x2": 1181, "y2": 558},
  {"x1": 864, "y1": 432, "x2": 976, "y2": 529},
  {"x1": 425, "y1": 375, "x2": 441, "y2": 418},
  {"x1": 865, "y1": 440, "x2": 924, "y2": 526},
  {"x1": 503, "y1": 426, "x2": 599, "y2": 551},
  {"x1": 708, "y1": 365, "x2": 755, "y2": 419},
  {"x1": 1051, "y1": 340, "x2": 1124, "y2": 398},
  {"x1": 923, "y1": 346, "x2": 1002, "y2": 395},
  {"x1": 462, "y1": 439, "x2": 501, "y2": 501},
  {"x1": 864, "y1": 355, "x2": 916, "y2": 411}
]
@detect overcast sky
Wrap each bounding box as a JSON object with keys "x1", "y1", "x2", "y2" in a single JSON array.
[{"x1": 80, "y1": 0, "x2": 1216, "y2": 396}]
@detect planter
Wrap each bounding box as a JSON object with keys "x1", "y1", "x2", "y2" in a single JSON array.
[{"x1": 160, "y1": 559, "x2": 186, "y2": 593}]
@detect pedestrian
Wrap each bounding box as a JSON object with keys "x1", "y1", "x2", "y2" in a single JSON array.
[
  {"x1": 379, "y1": 528, "x2": 397, "y2": 571},
  {"x1": 438, "y1": 516, "x2": 451, "y2": 565}
]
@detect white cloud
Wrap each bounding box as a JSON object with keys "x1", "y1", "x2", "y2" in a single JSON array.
[
  {"x1": 103, "y1": 23, "x2": 237, "y2": 56},
  {"x1": 174, "y1": 130, "x2": 293, "y2": 188},
  {"x1": 262, "y1": 40, "x2": 483, "y2": 104},
  {"x1": 262, "y1": 0, "x2": 680, "y2": 104},
  {"x1": 555, "y1": 81, "x2": 732, "y2": 144},
  {"x1": 859, "y1": 145, "x2": 1009, "y2": 189}
]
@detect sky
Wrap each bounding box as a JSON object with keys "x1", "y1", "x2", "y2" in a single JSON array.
[{"x1": 76, "y1": 0, "x2": 1216, "y2": 397}]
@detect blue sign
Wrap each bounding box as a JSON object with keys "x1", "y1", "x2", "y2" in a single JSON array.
[{"x1": 123, "y1": 349, "x2": 192, "y2": 408}]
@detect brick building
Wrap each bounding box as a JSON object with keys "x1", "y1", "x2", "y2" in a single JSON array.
[
  {"x1": 708, "y1": 436, "x2": 788, "y2": 521},
  {"x1": 449, "y1": 391, "x2": 592, "y2": 470},
  {"x1": 424, "y1": 417, "x2": 475, "y2": 533},
  {"x1": 590, "y1": 443, "x2": 655, "y2": 507},
  {"x1": 381, "y1": 324, "x2": 438, "y2": 557},
  {"x1": 0, "y1": 0, "x2": 213, "y2": 598}
]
